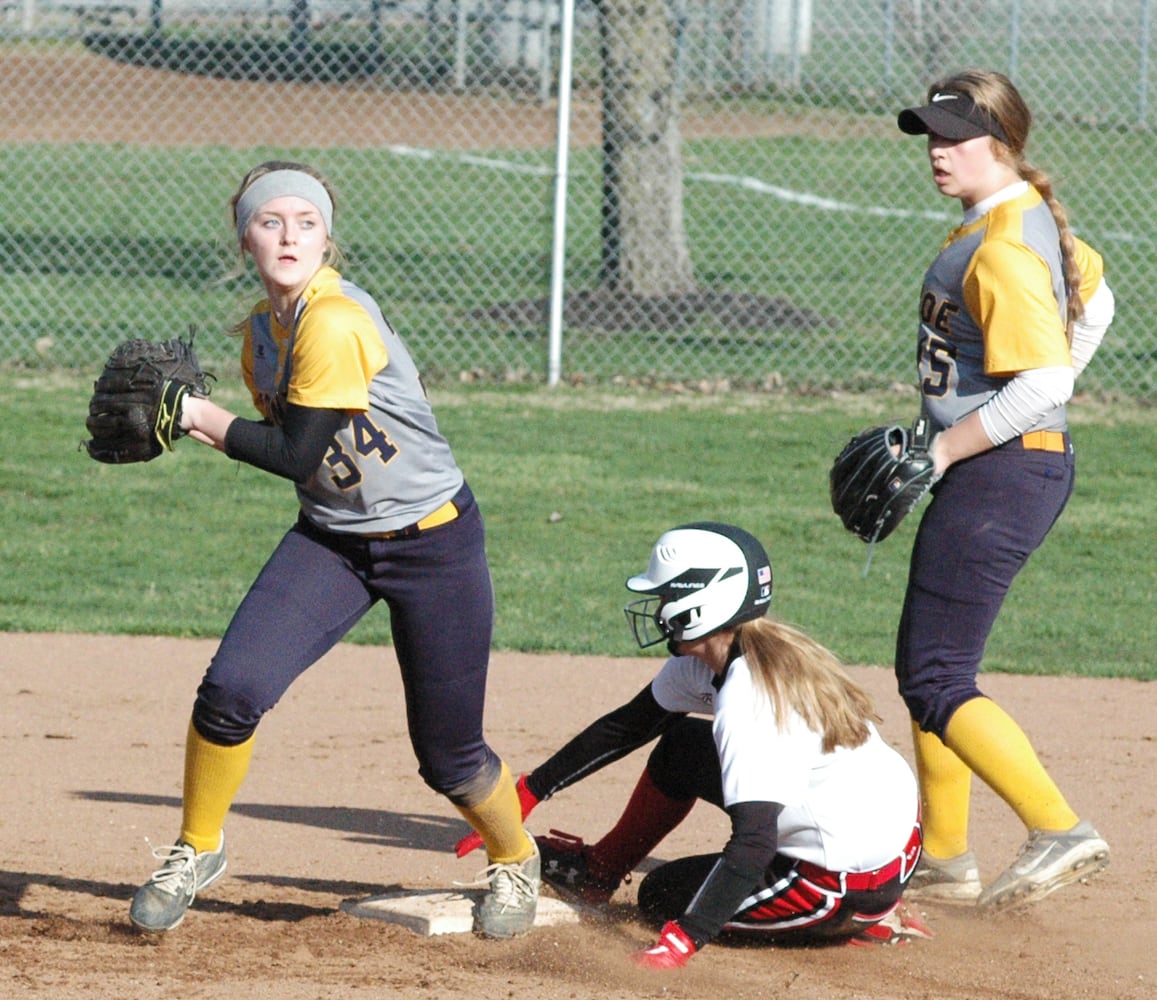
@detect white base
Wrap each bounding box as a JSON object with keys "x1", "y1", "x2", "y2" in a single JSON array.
[{"x1": 340, "y1": 888, "x2": 586, "y2": 936}]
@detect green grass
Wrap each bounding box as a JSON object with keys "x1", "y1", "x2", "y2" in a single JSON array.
[{"x1": 2, "y1": 371, "x2": 1152, "y2": 680}]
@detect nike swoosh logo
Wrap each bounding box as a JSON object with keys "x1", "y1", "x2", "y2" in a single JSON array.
[
  {"x1": 931, "y1": 93, "x2": 959, "y2": 102},
  {"x1": 1012, "y1": 842, "x2": 1061, "y2": 875}
]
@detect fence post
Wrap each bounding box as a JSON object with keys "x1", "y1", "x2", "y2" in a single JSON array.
[
  {"x1": 547, "y1": 0, "x2": 577, "y2": 386},
  {"x1": 883, "y1": 0, "x2": 896, "y2": 96},
  {"x1": 1141, "y1": 0, "x2": 1152, "y2": 127},
  {"x1": 455, "y1": 0, "x2": 469, "y2": 92},
  {"x1": 1008, "y1": 0, "x2": 1022, "y2": 79}
]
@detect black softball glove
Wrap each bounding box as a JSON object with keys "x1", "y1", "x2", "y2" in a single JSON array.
[
  {"x1": 829, "y1": 417, "x2": 939, "y2": 544},
  {"x1": 84, "y1": 333, "x2": 214, "y2": 464}
]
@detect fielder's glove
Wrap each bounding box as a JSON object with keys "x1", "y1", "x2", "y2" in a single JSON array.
[
  {"x1": 84, "y1": 333, "x2": 214, "y2": 464},
  {"x1": 829, "y1": 417, "x2": 939, "y2": 545}
]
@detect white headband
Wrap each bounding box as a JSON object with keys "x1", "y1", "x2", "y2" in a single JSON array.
[{"x1": 235, "y1": 169, "x2": 334, "y2": 241}]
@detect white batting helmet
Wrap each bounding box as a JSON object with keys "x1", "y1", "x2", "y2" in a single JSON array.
[{"x1": 623, "y1": 522, "x2": 773, "y2": 650}]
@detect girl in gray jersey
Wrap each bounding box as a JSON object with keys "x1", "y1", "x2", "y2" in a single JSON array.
[
  {"x1": 128, "y1": 161, "x2": 539, "y2": 939},
  {"x1": 893, "y1": 70, "x2": 1112, "y2": 910}
]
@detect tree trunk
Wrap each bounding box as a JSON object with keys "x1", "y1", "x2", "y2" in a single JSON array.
[{"x1": 598, "y1": 0, "x2": 696, "y2": 294}]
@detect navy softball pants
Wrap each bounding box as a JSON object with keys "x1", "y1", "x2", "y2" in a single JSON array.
[
  {"x1": 895, "y1": 437, "x2": 1075, "y2": 737},
  {"x1": 192, "y1": 482, "x2": 500, "y2": 798}
]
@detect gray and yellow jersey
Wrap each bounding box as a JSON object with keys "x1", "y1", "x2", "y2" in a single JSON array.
[
  {"x1": 241, "y1": 266, "x2": 463, "y2": 534},
  {"x1": 916, "y1": 184, "x2": 1104, "y2": 433}
]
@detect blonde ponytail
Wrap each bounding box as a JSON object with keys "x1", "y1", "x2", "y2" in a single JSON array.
[
  {"x1": 1017, "y1": 162, "x2": 1086, "y2": 343},
  {"x1": 738, "y1": 618, "x2": 879, "y2": 753}
]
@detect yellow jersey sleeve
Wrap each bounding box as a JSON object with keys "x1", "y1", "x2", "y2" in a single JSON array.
[
  {"x1": 1072, "y1": 237, "x2": 1105, "y2": 302},
  {"x1": 964, "y1": 239, "x2": 1072, "y2": 376},
  {"x1": 286, "y1": 297, "x2": 389, "y2": 411}
]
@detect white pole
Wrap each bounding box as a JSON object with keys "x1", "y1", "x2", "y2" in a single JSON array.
[
  {"x1": 546, "y1": 0, "x2": 576, "y2": 387},
  {"x1": 1140, "y1": 0, "x2": 1151, "y2": 127},
  {"x1": 455, "y1": 0, "x2": 468, "y2": 92}
]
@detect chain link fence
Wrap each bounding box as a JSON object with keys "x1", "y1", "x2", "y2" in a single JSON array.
[{"x1": 1, "y1": 0, "x2": 1153, "y2": 395}]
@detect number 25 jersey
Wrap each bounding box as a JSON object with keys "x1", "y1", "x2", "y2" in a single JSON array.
[{"x1": 916, "y1": 182, "x2": 1104, "y2": 434}]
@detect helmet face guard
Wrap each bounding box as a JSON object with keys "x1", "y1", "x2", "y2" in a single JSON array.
[
  {"x1": 624, "y1": 596, "x2": 677, "y2": 649},
  {"x1": 622, "y1": 522, "x2": 773, "y2": 651}
]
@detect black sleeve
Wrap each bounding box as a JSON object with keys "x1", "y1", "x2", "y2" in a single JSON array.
[
  {"x1": 679, "y1": 800, "x2": 783, "y2": 948},
  {"x1": 526, "y1": 683, "x2": 678, "y2": 801},
  {"x1": 224, "y1": 402, "x2": 345, "y2": 484}
]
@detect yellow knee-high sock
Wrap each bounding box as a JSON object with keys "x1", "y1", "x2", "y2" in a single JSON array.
[
  {"x1": 453, "y1": 762, "x2": 534, "y2": 865},
  {"x1": 912, "y1": 721, "x2": 973, "y2": 859},
  {"x1": 180, "y1": 719, "x2": 255, "y2": 853},
  {"x1": 943, "y1": 697, "x2": 1078, "y2": 833}
]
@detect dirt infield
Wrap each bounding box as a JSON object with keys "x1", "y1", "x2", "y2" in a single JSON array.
[
  {"x1": 0, "y1": 48, "x2": 590, "y2": 150},
  {"x1": 2, "y1": 632, "x2": 1153, "y2": 1000},
  {"x1": 0, "y1": 48, "x2": 866, "y2": 150}
]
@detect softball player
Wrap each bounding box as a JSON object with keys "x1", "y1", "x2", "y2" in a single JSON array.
[
  {"x1": 893, "y1": 70, "x2": 1113, "y2": 908},
  {"x1": 459, "y1": 523, "x2": 923, "y2": 965},
  {"x1": 129, "y1": 161, "x2": 538, "y2": 938}
]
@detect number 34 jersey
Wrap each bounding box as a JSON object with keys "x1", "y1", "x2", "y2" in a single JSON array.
[
  {"x1": 915, "y1": 183, "x2": 1104, "y2": 434},
  {"x1": 241, "y1": 265, "x2": 464, "y2": 535}
]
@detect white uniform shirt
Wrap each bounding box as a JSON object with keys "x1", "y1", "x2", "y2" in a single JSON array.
[{"x1": 651, "y1": 654, "x2": 917, "y2": 873}]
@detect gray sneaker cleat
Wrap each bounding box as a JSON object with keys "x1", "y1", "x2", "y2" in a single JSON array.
[
  {"x1": 978, "y1": 820, "x2": 1109, "y2": 910},
  {"x1": 904, "y1": 850, "x2": 982, "y2": 903},
  {"x1": 129, "y1": 833, "x2": 227, "y2": 933},
  {"x1": 470, "y1": 840, "x2": 540, "y2": 939}
]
